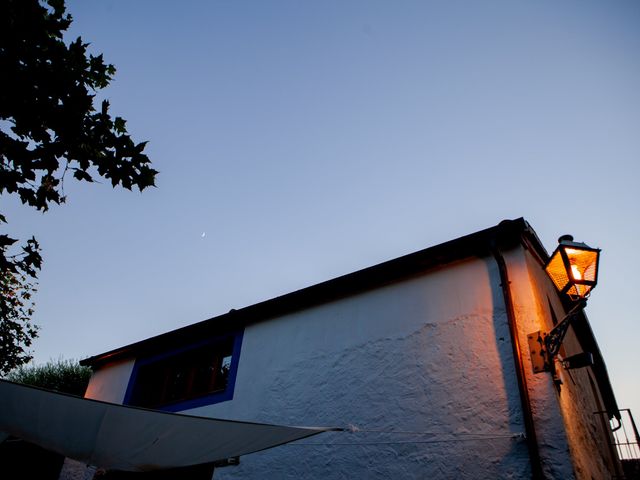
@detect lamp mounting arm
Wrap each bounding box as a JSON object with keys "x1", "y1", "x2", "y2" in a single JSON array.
[
  {"x1": 544, "y1": 299, "x2": 587, "y2": 358},
  {"x1": 527, "y1": 299, "x2": 588, "y2": 375}
]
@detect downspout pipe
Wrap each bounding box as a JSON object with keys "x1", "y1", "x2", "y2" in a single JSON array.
[{"x1": 492, "y1": 248, "x2": 544, "y2": 480}]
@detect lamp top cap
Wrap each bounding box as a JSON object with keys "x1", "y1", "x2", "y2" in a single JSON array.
[{"x1": 558, "y1": 234, "x2": 574, "y2": 244}]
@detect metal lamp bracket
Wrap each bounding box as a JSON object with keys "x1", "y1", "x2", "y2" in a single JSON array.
[{"x1": 527, "y1": 300, "x2": 587, "y2": 374}]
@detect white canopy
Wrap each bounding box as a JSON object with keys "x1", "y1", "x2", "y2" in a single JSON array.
[{"x1": 0, "y1": 380, "x2": 331, "y2": 472}]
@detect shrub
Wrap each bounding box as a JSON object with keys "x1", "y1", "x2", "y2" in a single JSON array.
[{"x1": 6, "y1": 358, "x2": 92, "y2": 396}]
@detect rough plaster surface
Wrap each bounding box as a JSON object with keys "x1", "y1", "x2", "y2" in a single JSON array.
[
  {"x1": 520, "y1": 250, "x2": 620, "y2": 479},
  {"x1": 86, "y1": 249, "x2": 618, "y2": 479},
  {"x1": 500, "y1": 248, "x2": 577, "y2": 480},
  {"x1": 186, "y1": 259, "x2": 531, "y2": 479}
]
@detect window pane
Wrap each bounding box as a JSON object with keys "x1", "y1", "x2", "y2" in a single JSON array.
[
  {"x1": 217, "y1": 354, "x2": 232, "y2": 391},
  {"x1": 163, "y1": 363, "x2": 191, "y2": 404},
  {"x1": 128, "y1": 336, "x2": 237, "y2": 409}
]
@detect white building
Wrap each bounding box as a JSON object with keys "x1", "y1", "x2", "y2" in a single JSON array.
[{"x1": 81, "y1": 218, "x2": 628, "y2": 479}]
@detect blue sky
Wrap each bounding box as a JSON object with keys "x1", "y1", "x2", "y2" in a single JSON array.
[{"x1": 5, "y1": 0, "x2": 640, "y2": 417}]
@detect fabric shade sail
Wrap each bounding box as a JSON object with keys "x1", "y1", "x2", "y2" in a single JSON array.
[{"x1": 0, "y1": 380, "x2": 331, "y2": 472}]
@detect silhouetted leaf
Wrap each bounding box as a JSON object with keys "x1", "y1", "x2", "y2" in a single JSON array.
[
  {"x1": 0, "y1": 0, "x2": 157, "y2": 373},
  {"x1": 72, "y1": 169, "x2": 93, "y2": 182},
  {"x1": 0, "y1": 236, "x2": 18, "y2": 247}
]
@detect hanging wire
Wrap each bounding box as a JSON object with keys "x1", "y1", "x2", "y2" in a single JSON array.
[
  {"x1": 343, "y1": 426, "x2": 523, "y2": 436},
  {"x1": 284, "y1": 426, "x2": 526, "y2": 447},
  {"x1": 286, "y1": 436, "x2": 524, "y2": 446}
]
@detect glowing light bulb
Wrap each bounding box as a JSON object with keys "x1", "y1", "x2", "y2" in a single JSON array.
[{"x1": 571, "y1": 264, "x2": 582, "y2": 280}]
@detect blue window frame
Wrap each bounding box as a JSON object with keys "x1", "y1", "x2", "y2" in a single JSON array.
[{"x1": 123, "y1": 330, "x2": 243, "y2": 412}]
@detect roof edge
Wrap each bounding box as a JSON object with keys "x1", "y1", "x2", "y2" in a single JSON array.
[{"x1": 81, "y1": 217, "x2": 533, "y2": 367}]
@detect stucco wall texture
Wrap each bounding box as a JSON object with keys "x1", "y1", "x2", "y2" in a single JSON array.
[
  {"x1": 84, "y1": 246, "x2": 616, "y2": 479},
  {"x1": 88, "y1": 256, "x2": 530, "y2": 478},
  {"x1": 187, "y1": 257, "x2": 532, "y2": 479},
  {"x1": 515, "y1": 249, "x2": 620, "y2": 479}
]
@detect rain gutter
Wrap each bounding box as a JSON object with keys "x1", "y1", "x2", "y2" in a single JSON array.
[{"x1": 492, "y1": 248, "x2": 544, "y2": 480}]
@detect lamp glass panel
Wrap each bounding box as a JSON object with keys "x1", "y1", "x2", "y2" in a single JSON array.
[
  {"x1": 564, "y1": 248, "x2": 598, "y2": 283},
  {"x1": 545, "y1": 249, "x2": 570, "y2": 292},
  {"x1": 566, "y1": 283, "x2": 593, "y2": 298}
]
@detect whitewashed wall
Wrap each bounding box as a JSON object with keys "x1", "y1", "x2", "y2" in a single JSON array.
[
  {"x1": 86, "y1": 248, "x2": 609, "y2": 478},
  {"x1": 84, "y1": 358, "x2": 134, "y2": 404},
  {"x1": 509, "y1": 248, "x2": 620, "y2": 479},
  {"x1": 186, "y1": 257, "x2": 531, "y2": 479}
]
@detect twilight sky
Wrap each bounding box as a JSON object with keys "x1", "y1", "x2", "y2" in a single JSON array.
[{"x1": 5, "y1": 1, "x2": 640, "y2": 417}]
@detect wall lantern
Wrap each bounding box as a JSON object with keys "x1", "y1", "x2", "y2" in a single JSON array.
[
  {"x1": 544, "y1": 234, "x2": 600, "y2": 300},
  {"x1": 528, "y1": 235, "x2": 600, "y2": 376}
]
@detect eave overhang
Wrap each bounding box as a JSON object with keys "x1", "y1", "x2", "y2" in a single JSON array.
[{"x1": 82, "y1": 218, "x2": 532, "y2": 367}]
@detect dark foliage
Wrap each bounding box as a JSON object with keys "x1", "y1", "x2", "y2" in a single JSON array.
[
  {"x1": 0, "y1": 0, "x2": 157, "y2": 373},
  {"x1": 6, "y1": 358, "x2": 92, "y2": 396},
  {"x1": 0, "y1": 270, "x2": 38, "y2": 375}
]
